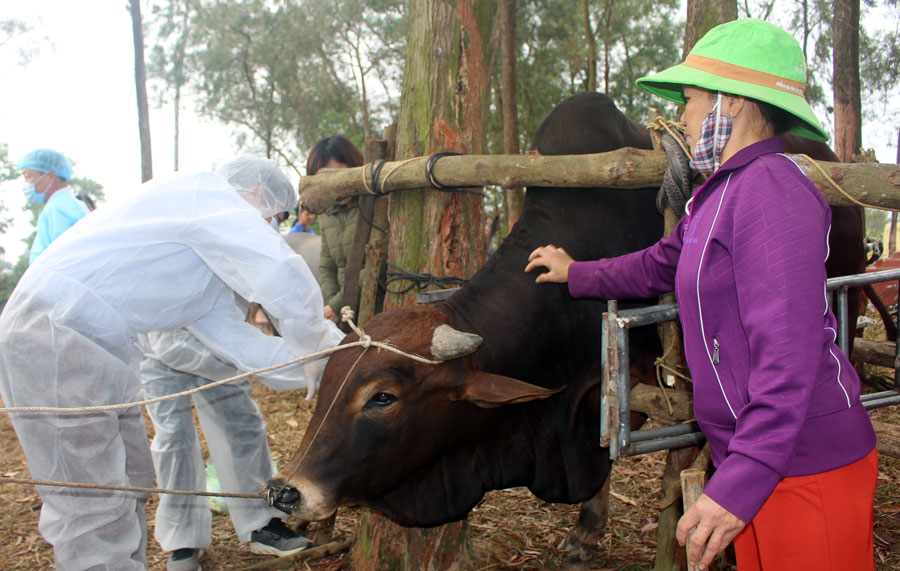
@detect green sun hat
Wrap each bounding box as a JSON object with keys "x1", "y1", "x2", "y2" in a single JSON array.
[{"x1": 636, "y1": 18, "x2": 828, "y2": 142}]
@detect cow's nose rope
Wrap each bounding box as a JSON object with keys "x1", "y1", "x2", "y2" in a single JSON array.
[{"x1": 276, "y1": 307, "x2": 432, "y2": 487}]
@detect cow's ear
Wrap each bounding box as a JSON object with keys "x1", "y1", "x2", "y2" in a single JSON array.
[{"x1": 458, "y1": 371, "x2": 565, "y2": 408}]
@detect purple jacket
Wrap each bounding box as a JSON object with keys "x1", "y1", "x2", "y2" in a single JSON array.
[{"x1": 568, "y1": 137, "x2": 875, "y2": 523}]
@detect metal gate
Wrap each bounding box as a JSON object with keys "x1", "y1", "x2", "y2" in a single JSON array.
[{"x1": 602, "y1": 267, "x2": 900, "y2": 460}]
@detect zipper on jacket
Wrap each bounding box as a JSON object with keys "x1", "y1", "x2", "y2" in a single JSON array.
[{"x1": 712, "y1": 338, "x2": 719, "y2": 365}]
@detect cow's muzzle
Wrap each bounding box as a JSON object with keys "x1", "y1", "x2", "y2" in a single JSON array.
[{"x1": 263, "y1": 479, "x2": 301, "y2": 514}]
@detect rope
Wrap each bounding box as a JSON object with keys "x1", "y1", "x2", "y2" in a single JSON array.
[
  {"x1": 2, "y1": 307, "x2": 445, "y2": 499},
  {"x1": 796, "y1": 153, "x2": 881, "y2": 209},
  {"x1": 0, "y1": 476, "x2": 259, "y2": 499},
  {"x1": 647, "y1": 117, "x2": 691, "y2": 157},
  {"x1": 379, "y1": 262, "x2": 468, "y2": 296},
  {"x1": 1, "y1": 313, "x2": 441, "y2": 415}
]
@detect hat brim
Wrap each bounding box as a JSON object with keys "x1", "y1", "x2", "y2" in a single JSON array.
[{"x1": 637, "y1": 63, "x2": 829, "y2": 142}]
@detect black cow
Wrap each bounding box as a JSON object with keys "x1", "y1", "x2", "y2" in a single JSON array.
[{"x1": 265, "y1": 92, "x2": 663, "y2": 531}]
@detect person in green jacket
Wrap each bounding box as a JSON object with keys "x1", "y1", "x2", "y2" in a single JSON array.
[{"x1": 307, "y1": 136, "x2": 365, "y2": 323}]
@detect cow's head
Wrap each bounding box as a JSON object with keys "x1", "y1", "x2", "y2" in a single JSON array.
[{"x1": 264, "y1": 306, "x2": 562, "y2": 526}]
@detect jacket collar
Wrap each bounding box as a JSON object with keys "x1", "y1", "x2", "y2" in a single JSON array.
[
  {"x1": 691, "y1": 136, "x2": 784, "y2": 197},
  {"x1": 684, "y1": 137, "x2": 784, "y2": 216}
]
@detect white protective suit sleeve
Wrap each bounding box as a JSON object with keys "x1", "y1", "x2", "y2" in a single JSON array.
[
  {"x1": 186, "y1": 289, "x2": 328, "y2": 392},
  {"x1": 141, "y1": 328, "x2": 240, "y2": 382}
]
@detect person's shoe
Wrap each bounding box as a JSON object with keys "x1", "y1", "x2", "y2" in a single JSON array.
[
  {"x1": 167, "y1": 548, "x2": 202, "y2": 571},
  {"x1": 249, "y1": 518, "x2": 313, "y2": 557}
]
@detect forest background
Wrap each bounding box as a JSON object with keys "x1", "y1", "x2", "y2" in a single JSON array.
[{"x1": 0, "y1": 0, "x2": 898, "y2": 307}]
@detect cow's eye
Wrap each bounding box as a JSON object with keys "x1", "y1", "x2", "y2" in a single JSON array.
[{"x1": 368, "y1": 392, "x2": 397, "y2": 407}]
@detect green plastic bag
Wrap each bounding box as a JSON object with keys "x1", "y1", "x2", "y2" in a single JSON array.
[{"x1": 205, "y1": 458, "x2": 279, "y2": 514}]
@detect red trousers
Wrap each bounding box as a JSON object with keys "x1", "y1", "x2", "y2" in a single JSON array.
[{"x1": 733, "y1": 446, "x2": 878, "y2": 570}]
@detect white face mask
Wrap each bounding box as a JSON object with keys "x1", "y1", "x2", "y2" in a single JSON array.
[
  {"x1": 23, "y1": 172, "x2": 50, "y2": 205},
  {"x1": 269, "y1": 218, "x2": 280, "y2": 231}
]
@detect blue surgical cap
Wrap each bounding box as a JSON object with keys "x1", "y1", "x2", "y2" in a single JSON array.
[{"x1": 17, "y1": 149, "x2": 73, "y2": 180}]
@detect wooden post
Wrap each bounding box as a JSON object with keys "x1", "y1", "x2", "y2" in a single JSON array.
[
  {"x1": 340, "y1": 137, "x2": 391, "y2": 331},
  {"x1": 357, "y1": 126, "x2": 395, "y2": 327},
  {"x1": 680, "y1": 468, "x2": 708, "y2": 571}
]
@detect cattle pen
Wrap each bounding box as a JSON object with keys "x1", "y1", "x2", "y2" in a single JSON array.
[{"x1": 300, "y1": 142, "x2": 900, "y2": 570}]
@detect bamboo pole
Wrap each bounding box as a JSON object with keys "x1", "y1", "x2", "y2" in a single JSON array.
[{"x1": 300, "y1": 148, "x2": 900, "y2": 212}]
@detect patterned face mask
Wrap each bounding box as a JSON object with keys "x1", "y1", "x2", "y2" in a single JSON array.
[{"x1": 690, "y1": 92, "x2": 732, "y2": 174}]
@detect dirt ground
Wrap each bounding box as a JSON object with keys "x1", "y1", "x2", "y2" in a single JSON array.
[{"x1": 0, "y1": 312, "x2": 898, "y2": 570}]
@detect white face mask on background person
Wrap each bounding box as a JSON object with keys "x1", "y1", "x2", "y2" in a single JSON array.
[{"x1": 22, "y1": 171, "x2": 50, "y2": 205}]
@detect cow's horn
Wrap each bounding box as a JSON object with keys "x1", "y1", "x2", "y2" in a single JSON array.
[{"x1": 430, "y1": 324, "x2": 483, "y2": 361}]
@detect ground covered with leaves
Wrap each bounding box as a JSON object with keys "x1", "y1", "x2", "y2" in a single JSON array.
[{"x1": 0, "y1": 316, "x2": 898, "y2": 569}]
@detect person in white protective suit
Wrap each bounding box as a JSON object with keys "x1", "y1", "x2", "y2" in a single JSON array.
[
  {"x1": 0, "y1": 156, "x2": 344, "y2": 571},
  {"x1": 140, "y1": 316, "x2": 315, "y2": 571}
]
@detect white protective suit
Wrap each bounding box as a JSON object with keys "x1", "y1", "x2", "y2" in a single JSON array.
[
  {"x1": 139, "y1": 327, "x2": 284, "y2": 550},
  {"x1": 0, "y1": 157, "x2": 344, "y2": 571}
]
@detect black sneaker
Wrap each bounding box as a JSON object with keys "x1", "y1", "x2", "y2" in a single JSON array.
[
  {"x1": 249, "y1": 518, "x2": 313, "y2": 557},
  {"x1": 167, "y1": 548, "x2": 202, "y2": 571}
]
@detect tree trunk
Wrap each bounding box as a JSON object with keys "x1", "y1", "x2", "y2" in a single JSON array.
[
  {"x1": 583, "y1": 0, "x2": 598, "y2": 92},
  {"x1": 833, "y1": 0, "x2": 862, "y2": 163},
  {"x1": 682, "y1": 0, "x2": 737, "y2": 59},
  {"x1": 350, "y1": 2, "x2": 493, "y2": 568},
  {"x1": 499, "y1": 0, "x2": 524, "y2": 232},
  {"x1": 130, "y1": 0, "x2": 153, "y2": 182}
]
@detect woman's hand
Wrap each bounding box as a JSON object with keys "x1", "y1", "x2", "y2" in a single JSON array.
[
  {"x1": 676, "y1": 493, "x2": 746, "y2": 570},
  {"x1": 323, "y1": 305, "x2": 338, "y2": 323},
  {"x1": 525, "y1": 244, "x2": 574, "y2": 284}
]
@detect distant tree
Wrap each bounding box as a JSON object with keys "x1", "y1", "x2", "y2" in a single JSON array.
[
  {"x1": 0, "y1": 17, "x2": 42, "y2": 65},
  {"x1": 0, "y1": 143, "x2": 17, "y2": 236},
  {"x1": 130, "y1": 0, "x2": 154, "y2": 182},
  {"x1": 148, "y1": 0, "x2": 405, "y2": 169},
  {"x1": 149, "y1": 0, "x2": 198, "y2": 170},
  {"x1": 0, "y1": 256, "x2": 28, "y2": 312},
  {"x1": 510, "y1": 0, "x2": 682, "y2": 152}
]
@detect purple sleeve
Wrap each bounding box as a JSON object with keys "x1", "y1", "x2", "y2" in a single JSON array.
[
  {"x1": 702, "y1": 159, "x2": 831, "y2": 523},
  {"x1": 568, "y1": 216, "x2": 687, "y2": 300}
]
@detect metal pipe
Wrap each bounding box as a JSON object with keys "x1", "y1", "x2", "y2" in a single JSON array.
[
  {"x1": 826, "y1": 268, "x2": 900, "y2": 289},
  {"x1": 861, "y1": 390, "x2": 900, "y2": 403},
  {"x1": 630, "y1": 422, "x2": 701, "y2": 442},
  {"x1": 616, "y1": 319, "x2": 631, "y2": 456},
  {"x1": 863, "y1": 396, "x2": 900, "y2": 411},
  {"x1": 836, "y1": 287, "x2": 849, "y2": 356},
  {"x1": 615, "y1": 304, "x2": 679, "y2": 328},
  {"x1": 627, "y1": 432, "x2": 706, "y2": 456}
]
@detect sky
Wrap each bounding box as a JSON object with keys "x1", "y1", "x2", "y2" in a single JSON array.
[
  {"x1": 0, "y1": 0, "x2": 897, "y2": 264},
  {"x1": 0, "y1": 1, "x2": 238, "y2": 263}
]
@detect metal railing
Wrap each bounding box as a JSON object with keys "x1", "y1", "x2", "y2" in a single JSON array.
[{"x1": 602, "y1": 267, "x2": 900, "y2": 460}]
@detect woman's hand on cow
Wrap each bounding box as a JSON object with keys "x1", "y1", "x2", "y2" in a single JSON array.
[
  {"x1": 676, "y1": 493, "x2": 745, "y2": 570},
  {"x1": 323, "y1": 305, "x2": 338, "y2": 323},
  {"x1": 525, "y1": 244, "x2": 574, "y2": 284}
]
